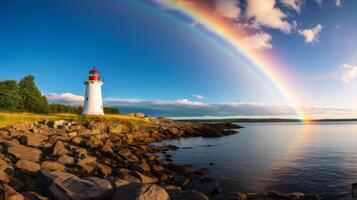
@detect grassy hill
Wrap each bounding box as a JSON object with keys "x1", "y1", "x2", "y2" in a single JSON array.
[{"x1": 0, "y1": 112, "x2": 148, "y2": 127}]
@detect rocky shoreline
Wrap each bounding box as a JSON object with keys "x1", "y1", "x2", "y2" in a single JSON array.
[{"x1": 0, "y1": 117, "x2": 321, "y2": 200}]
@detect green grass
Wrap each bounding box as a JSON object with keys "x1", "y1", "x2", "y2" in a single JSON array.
[{"x1": 0, "y1": 112, "x2": 149, "y2": 127}]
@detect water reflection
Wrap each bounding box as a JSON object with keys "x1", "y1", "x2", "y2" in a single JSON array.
[{"x1": 155, "y1": 122, "x2": 357, "y2": 199}]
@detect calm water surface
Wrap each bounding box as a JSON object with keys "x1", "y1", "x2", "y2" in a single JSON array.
[{"x1": 156, "y1": 122, "x2": 357, "y2": 199}]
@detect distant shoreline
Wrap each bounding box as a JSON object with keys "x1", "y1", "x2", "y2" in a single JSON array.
[{"x1": 176, "y1": 118, "x2": 357, "y2": 123}]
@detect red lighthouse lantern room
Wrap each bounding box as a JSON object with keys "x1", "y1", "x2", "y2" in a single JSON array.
[{"x1": 89, "y1": 67, "x2": 101, "y2": 81}]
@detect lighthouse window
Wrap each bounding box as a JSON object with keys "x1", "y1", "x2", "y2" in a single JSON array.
[{"x1": 86, "y1": 97, "x2": 88, "y2": 101}]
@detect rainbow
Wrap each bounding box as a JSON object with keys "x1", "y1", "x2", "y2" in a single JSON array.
[{"x1": 155, "y1": 0, "x2": 308, "y2": 121}]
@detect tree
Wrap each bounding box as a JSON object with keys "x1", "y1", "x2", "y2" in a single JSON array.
[
  {"x1": 0, "y1": 80, "x2": 22, "y2": 112},
  {"x1": 104, "y1": 107, "x2": 120, "y2": 114},
  {"x1": 18, "y1": 75, "x2": 49, "y2": 113},
  {"x1": 48, "y1": 104, "x2": 83, "y2": 114}
]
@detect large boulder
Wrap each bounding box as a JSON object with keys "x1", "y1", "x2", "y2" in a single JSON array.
[
  {"x1": 7, "y1": 144, "x2": 41, "y2": 162},
  {"x1": 41, "y1": 161, "x2": 65, "y2": 171},
  {"x1": 39, "y1": 170, "x2": 112, "y2": 200},
  {"x1": 57, "y1": 155, "x2": 74, "y2": 165},
  {"x1": 52, "y1": 141, "x2": 68, "y2": 156},
  {"x1": 19, "y1": 134, "x2": 47, "y2": 148},
  {"x1": 130, "y1": 171, "x2": 158, "y2": 184},
  {"x1": 15, "y1": 160, "x2": 40, "y2": 175},
  {"x1": 47, "y1": 120, "x2": 66, "y2": 129},
  {"x1": 111, "y1": 183, "x2": 169, "y2": 200}
]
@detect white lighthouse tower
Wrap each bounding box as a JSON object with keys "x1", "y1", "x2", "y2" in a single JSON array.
[{"x1": 82, "y1": 67, "x2": 104, "y2": 115}]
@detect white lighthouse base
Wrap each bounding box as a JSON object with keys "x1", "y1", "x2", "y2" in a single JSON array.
[{"x1": 82, "y1": 80, "x2": 104, "y2": 116}]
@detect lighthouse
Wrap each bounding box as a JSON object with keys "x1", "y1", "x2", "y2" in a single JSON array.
[{"x1": 82, "y1": 67, "x2": 104, "y2": 115}]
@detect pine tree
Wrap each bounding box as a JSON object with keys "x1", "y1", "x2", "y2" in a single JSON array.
[
  {"x1": 0, "y1": 80, "x2": 22, "y2": 112},
  {"x1": 18, "y1": 75, "x2": 49, "y2": 113}
]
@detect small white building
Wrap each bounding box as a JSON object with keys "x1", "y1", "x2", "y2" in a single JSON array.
[{"x1": 82, "y1": 67, "x2": 104, "y2": 115}]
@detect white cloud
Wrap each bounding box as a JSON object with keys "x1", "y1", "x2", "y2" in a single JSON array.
[
  {"x1": 241, "y1": 32, "x2": 273, "y2": 50},
  {"x1": 215, "y1": 0, "x2": 241, "y2": 19},
  {"x1": 45, "y1": 93, "x2": 84, "y2": 105},
  {"x1": 246, "y1": 0, "x2": 293, "y2": 33},
  {"x1": 176, "y1": 99, "x2": 206, "y2": 106},
  {"x1": 315, "y1": 0, "x2": 323, "y2": 6},
  {"x1": 336, "y1": 0, "x2": 342, "y2": 6},
  {"x1": 298, "y1": 24, "x2": 323, "y2": 43},
  {"x1": 192, "y1": 94, "x2": 205, "y2": 99},
  {"x1": 281, "y1": 0, "x2": 303, "y2": 13},
  {"x1": 340, "y1": 64, "x2": 357, "y2": 84}
]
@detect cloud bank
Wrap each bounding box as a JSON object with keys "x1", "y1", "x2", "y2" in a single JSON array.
[{"x1": 45, "y1": 93, "x2": 357, "y2": 119}]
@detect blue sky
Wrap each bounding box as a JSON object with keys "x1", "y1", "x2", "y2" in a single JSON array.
[{"x1": 1, "y1": 0, "x2": 357, "y2": 118}]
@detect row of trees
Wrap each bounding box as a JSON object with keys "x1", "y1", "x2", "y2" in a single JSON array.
[
  {"x1": 48, "y1": 104, "x2": 120, "y2": 115},
  {"x1": 0, "y1": 75, "x2": 120, "y2": 114}
]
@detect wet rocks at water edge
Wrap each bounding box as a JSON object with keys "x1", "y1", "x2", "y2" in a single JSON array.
[{"x1": 0, "y1": 118, "x2": 319, "y2": 199}]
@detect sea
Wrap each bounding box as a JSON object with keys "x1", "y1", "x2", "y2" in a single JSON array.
[{"x1": 155, "y1": 122, "x2": 357, "y2": 199}]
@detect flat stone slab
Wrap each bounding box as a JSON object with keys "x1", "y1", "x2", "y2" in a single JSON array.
[
  {"x1": 8, "y1": 144, "x2": 41, "y2": 161},
  {"x1": 15, "y1": 160, "x2": 40, "y2": 174},
  {"x1": 40, "y1": 170, "x2": 112, "y2": 200}
]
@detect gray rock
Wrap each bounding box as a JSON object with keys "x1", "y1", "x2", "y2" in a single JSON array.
[
  {"x1": 135, "y1": 161, "x2": 150, "y2": 172},
  {"x1": 77, "y1": 156, "x2": 96, "y2": 167},
  {"x1": 116, "y1": 173, "x2": 141, "y2": 184},
  {"x1": 82, "y1": 176, "x2": 112, "y2": 189},
  {"x1": 39, "y1": 170, "x2": 112, "y2": 200},
  {"x1": 93, "y1": 163, "x2": 112, "y2": 176},
  {"x1": 130, "y1": 171, "x2": 158, "y2": 184},
  {"x1": 52, "y1": 141, "x2": 68, "y2": 156},
  {"x1": 8, "y1": 144, "x2": 41, "y2": 161},
  {"x1": 41, "y1": 161, "x2": 65, "y2": 171},
  {"x1": 114, "y1": 178, "x2": 131, "y2": 187},
  {"x1": 19, "y1": 135, "x2": 46, "y2": 147},
  {"x1": 75, "y1": 148, "x2": 88, "y2": 158},
  {"x1": 168, "y1": 175, "x2": 190, "y2": 188},
  {"x1": 111, "y1": 183, "x2": 169, "y2": 200},
  {"x1": 71, "y1": 137, "x2": 83, "y2": 145},
  {"x1": 129, "y1": 113, "x2": 145, "y2": 118},
  {"x1": 47, "y1": 120, "x2": 66, "y2": 129},
  {"x1": 57, "y1": 155, "x2": 74, "y2": 165},
  {"x1": 15, "y1": 160, "x2": 40, "y2": 174}
]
